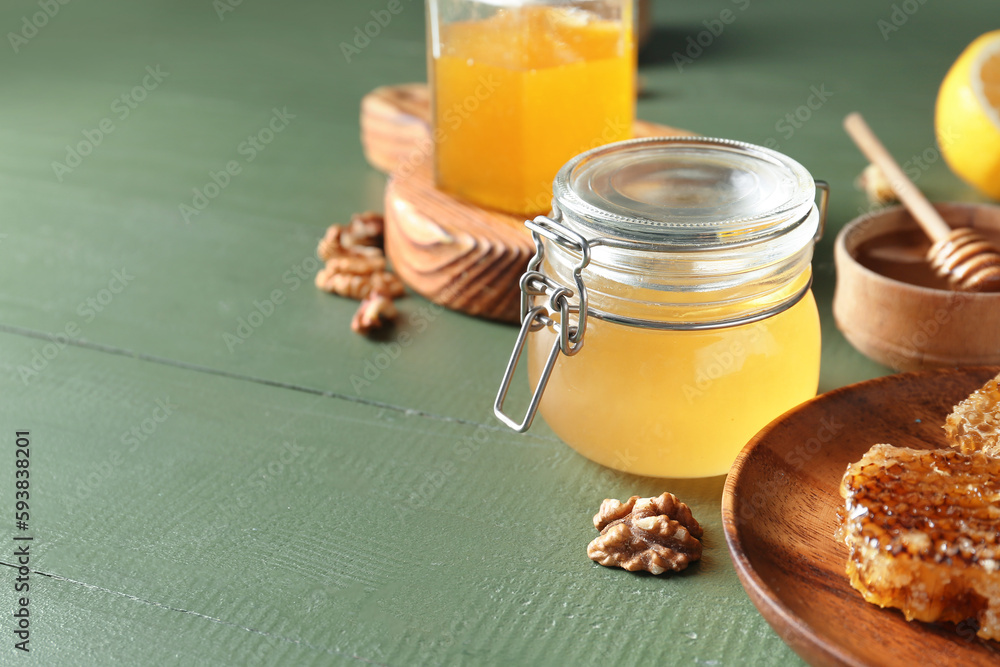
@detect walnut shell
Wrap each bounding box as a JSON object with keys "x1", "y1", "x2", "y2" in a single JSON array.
[
  {"x1": 315, "y1": 214, "x2": 405, "y2": 301},
  {"x1": 314, "y1": 269, "x2": 405, "y2": 300},
  {"x1": 587, "y1": 493, "x2": 703, "y2": 575},
  {"x1": 343, "y1": 211, "x2": 385, "y2": 247},
  {"x1": 855, "y1": 163, "x2": 897, "y2": 207},
  {"x1": 315, "y1": 213, "x2": 405, "y2": 336},
  {"x1": 351, "y1": 291, "x2": 398, "y2": 335}
]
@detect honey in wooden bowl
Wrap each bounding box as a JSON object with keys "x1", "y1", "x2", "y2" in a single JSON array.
[
  {"x1": 834, "y1": 203, "x2": 1000, "y2": 370},
  {"x1": 855, "y1": 226, "x2": 1000, "y2": 290}
]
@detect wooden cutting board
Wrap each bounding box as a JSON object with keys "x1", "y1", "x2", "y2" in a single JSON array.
[{"x1": 360, "y1": 84, "x2": 692, "y2": 322}]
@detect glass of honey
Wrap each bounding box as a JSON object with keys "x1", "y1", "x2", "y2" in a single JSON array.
[
  {"x1": 426, "y1": 0, "x2": 635, "y2": 216},
  {"x1": 495, "y1": 137, "x2": 829, "y2": 478}
]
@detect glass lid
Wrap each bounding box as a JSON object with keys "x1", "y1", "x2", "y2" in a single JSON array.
[{"x1": 552, "y1": 137, "x2": 816, "y2": 248}]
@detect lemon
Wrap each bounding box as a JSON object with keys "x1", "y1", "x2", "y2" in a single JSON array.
[{"x1": 935, "y1": 30, "x2": 1000, "y2": 199}]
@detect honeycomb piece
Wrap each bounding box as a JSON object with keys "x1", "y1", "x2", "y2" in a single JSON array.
[
  {"x1": 945, "y1": 372, "x2": 1000, "y2": 457},
  {"x1": 839, "y1": 443, "x2": 1000, "y2": 641}
]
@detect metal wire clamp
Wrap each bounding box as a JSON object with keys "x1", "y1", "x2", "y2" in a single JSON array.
[
  {"x1": 493, "y1": 179, "x2": 828, "y2": 432},
  {"x1": 493, "y1": 215, "x2": 592, "y2": 432},
  {"x1": 814, "y1": 180, "x2": 830, "y2": 242}
]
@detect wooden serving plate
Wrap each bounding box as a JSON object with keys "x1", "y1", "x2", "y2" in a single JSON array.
[
  {"x1": 360, "y1": 84, "x2": 692, "y2": 322},
  {"x1": 722, "y1": 367, "x2": 1000, "y2": 667}
]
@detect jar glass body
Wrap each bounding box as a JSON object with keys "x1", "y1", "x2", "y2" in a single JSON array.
[
  {"x1": 426, "y1": 0, "x2": 635, "y2": 216},
  {"x1": 527, "y1": 273, "x2": 821, "y2": 478},
  {"x1": 498, "y1": 137, "x2": 826, "y2": 478}
]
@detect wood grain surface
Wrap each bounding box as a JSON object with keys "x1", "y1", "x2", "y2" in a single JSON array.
[
  {"x1": 723, "y1": 367, "x2": 1000, "y2": 667},
  {"x1": 0, "y1": 0, "x2": 996, "y2": 664},
  {"x1": 362, "y1": 84, "x2": 692, "y2": 322}
]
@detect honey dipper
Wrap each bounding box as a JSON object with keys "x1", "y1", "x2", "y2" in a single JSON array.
[{"x1": 844, "y1": 112, "x2": 1000, "y2": 292}]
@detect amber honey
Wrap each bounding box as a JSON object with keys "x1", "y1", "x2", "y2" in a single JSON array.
[
  {"x1": 528, "y1": 282, "x2": 821, "y2": 478},
  {"x1": 855, "y1": 226, "x2": 1000, "y2": 290},
  {"x1": 431, "y1": 5, "x2": 634, "y2": 215}
]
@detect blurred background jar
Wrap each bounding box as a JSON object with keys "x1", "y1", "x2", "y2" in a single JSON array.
[{"x1": 426, "y1": 0, "x2": 636, "y2": 216}]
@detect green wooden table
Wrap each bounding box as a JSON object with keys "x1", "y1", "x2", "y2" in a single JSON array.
[{"x1": 0, "y1": 0, "x2": 994, "y2": 664}]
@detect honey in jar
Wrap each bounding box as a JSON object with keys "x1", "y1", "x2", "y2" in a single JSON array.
[
  {"x1": 495, "y1": 137, "x2": 828, "y2": 478},
  {"x1": 427, "y1": 0, "x2": 635, "y2": 216}
]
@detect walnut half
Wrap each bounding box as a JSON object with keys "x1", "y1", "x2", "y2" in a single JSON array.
[
  {"x1": 315, "y1": 211, "x2": 406, "y2": 336},
  {"x1": 855, "y1": 163, "x2": 898, "y2": 207},
  {"x1": 351, "y1": 291, "x2": 398, "y2": 335},
  {"x1": 587, "y1": 493, "x2": 703, "y2": 575},
  {"x1": 315, "y1": 213, "x2": 404, "y2": 301}
]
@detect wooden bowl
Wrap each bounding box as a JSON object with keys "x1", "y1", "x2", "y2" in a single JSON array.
[
  {"x1": 833, "y1": 203, "x2": 1000, "y2": 371},
  {"x1": 723, "y1": 367, "x2": 1000, "y2": 667}
]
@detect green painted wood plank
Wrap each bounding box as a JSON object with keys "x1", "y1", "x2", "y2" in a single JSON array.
[
  {"x1": 0, "y1": 0, "x2": 996, "y2": 663},
  {"x1": 0, "y1": 0, "x2": 993, "y2": 428},
  {"x1": 0, "y1": 330, "x2": 799, "y2": 664}
]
